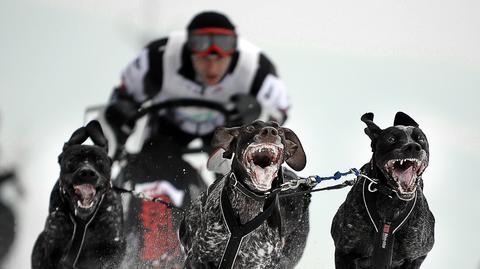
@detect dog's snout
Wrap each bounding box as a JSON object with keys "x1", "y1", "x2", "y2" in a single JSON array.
[
  {"x1": 403, "y1": 142, "x2": 422, "y2": 153},
  {"x1": 260, "y1": 127, "x2": 278, "y2": 137},
  {"x1": 76, "y1": 168, "x2": 97, "y2": 181},
  {"x1": 255, "y1": 126, "x2": 281, "y2": 144}
]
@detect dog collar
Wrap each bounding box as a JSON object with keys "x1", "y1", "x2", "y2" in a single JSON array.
[{"x1": 228, "y1": 172, "x2": 277, "y2": 201}]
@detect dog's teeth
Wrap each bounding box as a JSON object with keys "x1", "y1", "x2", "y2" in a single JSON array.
[{"x1": 77, "y1": 201, "x2": 82, "y2": 207}]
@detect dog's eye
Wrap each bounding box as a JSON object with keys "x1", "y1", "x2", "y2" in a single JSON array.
[
  {"x1": 65, "y1": 161, "x2": 75, "y2": 172},
  {"x1": 417, "y1": 135, "x2": 425, "y2": 143},
  {"x1": 386, "y1": 136, "x2": 396, "y2": 144},
  {"x1": 245, "y1": 125, "x2": 255, "y2": 133},
  {"x1": 95, "y1": 158, "x2": 108, "y2": 170},
  {"x1": 278, "y1": 129, "x2": 284, "y2": 135}
]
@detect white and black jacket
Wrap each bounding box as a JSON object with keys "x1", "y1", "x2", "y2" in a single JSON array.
[{"x1": 108, "y1": 31, "x2": 290, "y2": 138}]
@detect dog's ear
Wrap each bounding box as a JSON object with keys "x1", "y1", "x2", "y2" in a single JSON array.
[
  {"x1": 394, "y1": 111, "x2": 419, "y2": 127},
  {"x1": 282, "y1": 127, "x2": 306, "y2": 171},
  {"x1": 63, "y1": 126, "x2": 89, "y2": 151},
  {"x1": 361, "y1": 112, "x2": 382, "y2": 141},
  {"x1": 211, "y1": 127, "x2": 240, "y2": 159},
  {"x1": 86, "y1": 120, "x2": 109, "y2": 153}
]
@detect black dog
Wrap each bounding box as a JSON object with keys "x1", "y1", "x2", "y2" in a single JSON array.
[
  {"x1": 331, "y1": 112, "x2": 435, "y2": 269},
  {"x1": 32, "y1": 121, "x2": 125, "y2": 269},
  {"x1": 180, "y1": 120, "x2": 312, "y2": 268}
]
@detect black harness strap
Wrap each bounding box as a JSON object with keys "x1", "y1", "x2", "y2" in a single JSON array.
[
  {"x1": 362, "y1": 179, "x2": 417, "y2": 269},
  {"x1": 219, "y1": 187, "x2": 278, "y2": 269},
  {"x1": 60, "y1": 194, "x2": 105, "y2": 269}
]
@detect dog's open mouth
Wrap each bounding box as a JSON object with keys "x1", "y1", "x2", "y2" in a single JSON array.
[
  {"x1": 73, "y1": 184, "x2": 97, "y2": 209},
  {"x1": 384, "y1": 158, "x2": 427, "y2": 197},
  {"x1": 243, "y1": 143, "x2": 284, "y2": 192}
]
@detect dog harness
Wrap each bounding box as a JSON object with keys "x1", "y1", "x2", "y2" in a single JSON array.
[
  {"x1": 219, "y1": 188, "x2": 278, "y2": 269},
  {"x1": 214, "y1": 172, "x2": 279, "y2": 269},
  {"x1": 362, "y1": 178, "x2": 417, "y2": 269},
  {"x1": 60, "y1": 194, "x2": 105, "y2": 269}
]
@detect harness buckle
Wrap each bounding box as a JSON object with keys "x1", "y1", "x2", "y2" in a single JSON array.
[
  {"x1": 368, "y1": 181, "x2": 378, "y2": 193},
  {"x1": 280, "y1": 181, "x2": 297, "y2": 191},
  {"x1": 305, "y1": 176, "x2": 318, "y2": 187},
  {"x1": 280, "y1": 177, "x2": 318, "y2": 192}
]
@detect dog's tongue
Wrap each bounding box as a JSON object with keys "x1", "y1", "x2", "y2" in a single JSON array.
[
  {"x1": 74, "y1": 184, "x2": 96, "y2": 202},
  {"x1": 394, "y1": 166, "x2": 415, "y2": 189}
]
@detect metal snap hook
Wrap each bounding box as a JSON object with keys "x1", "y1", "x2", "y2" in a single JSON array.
[{"x1": 368, "y1": 181, "x2": 378, "y2": 193}]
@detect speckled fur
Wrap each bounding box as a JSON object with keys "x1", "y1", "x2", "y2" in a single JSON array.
[
  {"x1": 331, "y1": 113, "x2": 435, "y2": 269},
  {"x1": 181, "y1": 172, "x2": 311, "y2": 269},
  {"x1": 181, "y1": 121, "x2": 311, "y2": 269}
]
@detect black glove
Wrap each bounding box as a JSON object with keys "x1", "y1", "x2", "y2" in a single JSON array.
[
  {"x1": 227, "y1": 94, "x2": 262, "y2": 126},
  {"x1": 105, "y1": 100, "x2": 138, "y2": 144}
]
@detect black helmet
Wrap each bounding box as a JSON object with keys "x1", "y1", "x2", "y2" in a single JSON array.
[{"x1": 187, "y1": 11, "x2": 235, "y2": 32}]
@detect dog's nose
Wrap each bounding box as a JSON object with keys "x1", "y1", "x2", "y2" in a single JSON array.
[
  {"x1": 77, "y1": 168, "x2": 97, "y2": 181},
  {"x1": 404, "y1": 142, "x2": 422, "y2": 153},
  {"x1": 260, "y1": 127, "x2": 278, "y2": 137}
]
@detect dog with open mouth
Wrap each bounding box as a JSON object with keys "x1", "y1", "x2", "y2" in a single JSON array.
[
  {"x1": 32, "y1": 120, "x2": 125, "y2": 269},
  {"x1": 180, "y1": 120, "x2": 312, "y2": 268},
  {"x1": 331, "y1": 112, "x2": 435, "y2": 269}
]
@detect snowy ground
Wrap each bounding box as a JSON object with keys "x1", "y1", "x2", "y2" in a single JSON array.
[{"x1": 1, "y1": 0, "x2": 479, "y2": 268}]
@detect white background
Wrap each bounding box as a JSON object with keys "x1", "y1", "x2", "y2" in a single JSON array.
[{"x1": 0, "y1": 0, "x2": 479, "y2": 268}]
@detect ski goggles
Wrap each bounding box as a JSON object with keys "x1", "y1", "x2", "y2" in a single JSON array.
[{"x1": 187, "y1": 28, "x2": 237, "y2": 57}]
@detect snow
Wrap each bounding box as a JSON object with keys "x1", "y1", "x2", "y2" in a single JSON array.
[{"x1": 1, "y1": 0, "x2": 480, "y2": 268}]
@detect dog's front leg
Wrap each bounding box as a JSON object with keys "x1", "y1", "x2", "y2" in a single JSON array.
[
  {"x1": 179, "y1": 193, "x2": 204, "y2": 253},
  {"x1": 32, "y1": 232, "x2": 73, "y2": 269},
  {"x1": 335, "y1": 250, "x2": 365, "y2": 269},
  {"x1": 278, "y1": 212, "x2": 310, "y2": 268},
  {"x1": 31, "y1": 232, "x2": 54, "y2": 269},
  {"x1": 398, "y1": 256, "x2": 427, "y2": 269},
  {"x1": 32, "y1": 211, "x2": 73, "y2": 269},
  {"x1": 93, "y1": 241, "x2": 126, "y2": 269}
]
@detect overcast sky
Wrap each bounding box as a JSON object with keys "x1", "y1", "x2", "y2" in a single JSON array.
[{"x1": 0, "y1": 0, "x2": 479, "y2": 268}]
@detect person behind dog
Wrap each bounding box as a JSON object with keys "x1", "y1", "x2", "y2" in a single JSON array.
[
  {"x1": 105, "y1": 10, "x2": 289, "y2": 151},
  {"x1": 102, "y1": 10, "x2": 290, "y2": 267},
  {"x1": 104, "y1": 10, "x2": 289, "y2": 204}
]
